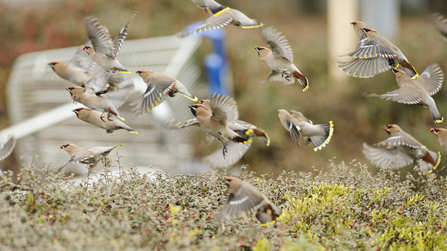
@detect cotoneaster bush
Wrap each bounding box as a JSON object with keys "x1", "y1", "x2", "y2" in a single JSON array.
[{"x1": 0, "y1": 156, "x2": 446, "y2": 250}]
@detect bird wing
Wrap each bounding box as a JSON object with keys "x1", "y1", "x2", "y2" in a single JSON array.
[
  {"x1": 112, "y1": 9, "x2": 136, "y2": 59},
  {"x1": 84, "y1": 69, "x2": 111, "y2": 94},
  {"x1": 177, "y1": 11, "x2": 234, "y2": 37},
  {"x1": 202, "y1": 141, "x2": 251, "y2": 168},
  {"x1": 432, "y1": 12, "x2": 447, "y2": 41},
  {"x1": 163, "y1": 118, "x2": 200, "y2": 129},
  {"x1": 338, "y1": 57, "x2": 393, "y2": 78},
  {"x1": 347, "y1": 39, "x2": 397, "y2": 60},
  {"x1": 190, "y1": 0, "x2": 226, "y2": 14},
  {"x1": 363, "y1": 143, "x2": 414, "y2": 169},
  {"x1": 290, "y1": 110, "x2": 311, "y2": 123},
  {"x1": 0, "y1": 136, "x2": 15, "y2": 161},
  {"x1": 365, "y1": 84, "x2": 422, "y2": 105},
  {"x1": 417, "y1": 62, "x2": 444, "y2": 96},
  {"x1": 85, "y1": 17, "x2": 115, "y2": 57},
  {"x1": 210, "y1": 94, "x2": 239, "y2": 125},
  {"x1": 102, "y1": 83, "x2": 134, "y2": 109},
  {"x1": 356, "y1": 32, "x2": 368, "y2": 50},
  {"x1": 261, "y1": 26, "x2": 293, "y2": 63},
  {"x1": 130, "y1": 79, "x2": 175, "y2": 116},
  {"x1": 280, "y1": 113, "x2": 302, "y2": 147},
  {"x1": 230, "y1": 120, "x2": 270, "y2": 146},
  {"x1": 69, "y1": 41, "x2": 97, "y2": 76},
  {"x1": 216, "y1": 182, "x2": 265, "y2": 221},
  {"x1": 91, "y1": 144, "x2": 123, "y2": 155},
  {"x1": 376, "y1": 132, "x2": 422, "y2": 149}
]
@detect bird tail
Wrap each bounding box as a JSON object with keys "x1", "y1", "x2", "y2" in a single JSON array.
[
  {"x1": 402, "y1": 60, "x2": 419, "y2": 78},
  {"x1": 257, "y1": 204, "x2": 285, "y2": 226},
  {"x1": 293, "y1": 70, "x2": 309, "y2": 92},
  {"x1": 419, "y1": 150, "x2": 441, "y2": 174},
  {"x1": 252, "y1": 128, "x2": 270, "y2": 146},
  {"x1": 308, "y1": 121, "x2": 334, "y2": 152},
  {"x1": 232, "y1": 129, "x2": 253, "y2": 144},
  {"x1": 429, "y1": 104, "x2": 444, "y2": 123}
]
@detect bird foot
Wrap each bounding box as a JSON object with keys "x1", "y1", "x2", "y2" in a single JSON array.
[{"x1": 100, "y1": 112, "x2": 106, "y2": 122}]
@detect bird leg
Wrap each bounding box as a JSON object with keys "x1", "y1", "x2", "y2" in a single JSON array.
[
  {"x1": 281, "y1": 71, "x2": 291, "y2": 81},
  {"x1": 107, "y1": 113, "x2": 113, "y2": 121}
]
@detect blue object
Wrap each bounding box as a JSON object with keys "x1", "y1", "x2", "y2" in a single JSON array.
[{"x1": 182, "y1": 22, "x2": 231, "y2": 95}]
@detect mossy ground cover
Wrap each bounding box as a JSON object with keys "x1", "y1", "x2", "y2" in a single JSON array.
[{"x1": 1, "y1": 156, "x2": 446, "y2": 250}]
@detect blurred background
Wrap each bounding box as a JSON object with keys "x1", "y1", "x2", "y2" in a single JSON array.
[{"x1": 1, "y1": 0, "x2": 447, "y2": 178}]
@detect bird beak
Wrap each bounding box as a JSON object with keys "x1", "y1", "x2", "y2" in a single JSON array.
[
  {"x1": 254, "y1": 47, "x2": 259, "y2": 51},
  {"x1": 350, "y1": 22, "x2": 356, "y2": 25},
  {"x1": 189, "y1": 105, "x2": 197, "y2": 117},
  {"x1": 135, "y1": 71, "x2": 141, "y2": 74}
]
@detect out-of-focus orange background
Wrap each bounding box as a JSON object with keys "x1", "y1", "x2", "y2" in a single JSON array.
[{"x1": 1, "y1": 0, "x2": 447, "y2": 176}]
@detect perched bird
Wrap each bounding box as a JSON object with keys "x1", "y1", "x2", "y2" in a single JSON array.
[
  {"x1": 254, "y1": 26, "x2": 309, "y2": 91},
  {"x1": 66, "y1": 69, "x2": 134, "y2": 120},
  {"x1": 430, "y1": 128, "x2": 447, "y2": 151},
  {"x1": 350, "y1": 21, "x2": 368, "y2": 49},
  {"x1": 339, "y1": 26, "x2": 418, "y2": 78},
  {"x1": 83, "y1": 10, "x2": 136, "y2": 73},
  {"x1": 178, "y1": 0, "x2": 263, "y2": 37},
  {"x1": 73, "y1": 107, "x2": 137, "y2": 134},
  {"x1": 130, "y1": 70, "x2": 198, "y2": 116},
  {"x1": 49, "y1": 42, "x2": 97, "y2": 86},
  {"x1": 365, "y1": 63, "x2": 444, "y2": 123},
  {"x1": 215, "y1": 177, "x2": 284, "y2": 226},
  {"x1": 58, "y1": 143, "x2": 123, "y2": 172},
  {"x1": 165, "y1": 115, "x2": 269, "y2": 167},
  {"x1": 277, "y1": 109, "x2": 334, "y2": 151},
  {"x1": 432, "y1": 12, "x2": 447, "y2": 41},
  {"x1": 363, "y1": 124, "x2": 441, "y2": 173},
  {"x1": 0, "y1": 136, "x2": 15, "y2": 162}
]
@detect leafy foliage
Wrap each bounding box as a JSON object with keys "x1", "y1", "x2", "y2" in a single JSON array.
[{"x1": 1, "y1": 156, "x2": 447, "y2": 250}]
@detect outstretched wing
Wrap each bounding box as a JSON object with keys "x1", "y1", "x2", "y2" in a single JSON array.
[
  {"x1": 69, "y1": 41, "x2": 97, "y2": 76},
  {"x1": 261, "y1": 26, "x2": 293, "y2": 63},
  {"x1": 85, "y1": 16, "x2": 115, "y2": 57},
  {"x1": 210, "y1": 94, "x2": 239, "y2": 125},
  {"x1": 112, "y1": 9, "x2": 136, "y2": 59}
]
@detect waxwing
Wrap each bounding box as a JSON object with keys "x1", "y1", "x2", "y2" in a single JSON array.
[
  {"x1": 130, "y1": 70, "x2": 198, "y2": 116},
  {"x1": 178, "y1": 1, "x2": 263, "y2": 37},
  {"x1": 350, "y1": 21, "x2": 368, "y2": 49},
  {"x1": 277, "y1": 109, "x2": 334, "y2": 151},
  {"x1": 363, "y1": 124, "x2": 441, "y2": 173},
  {"x1": 83, "y1": 9, "x2": 136, "y2": 73},
  {"x1": 72, "y1": 108, "x2": 137, "y2": 134},
  {"x1": 339, "y1": 26, "x2": 418, "y2": 78},
  {"x1": 66, "y1": 69, "x2": 134, "y2": 120},
  {"x1": 49, "y1": 41, "x2": 97, "y2": 86},
  {"x1": 58, "y1": 143, "x2": 123, "y2": 172},
  {"x1": 430, "y1": 128, "x2": 447, "y2": 151},
  {"x1": 215, "y1": 177, "x2": 284, "y2": 226},
  {"x1": 165, "y1": 115, "x2": 270, "y2": 168},
  {"x1": 255, "y1": 26, "x2": 308, "y2": 91},
  {"x1": 365, "y1": 63, "x2": 444, "y2": 123}
]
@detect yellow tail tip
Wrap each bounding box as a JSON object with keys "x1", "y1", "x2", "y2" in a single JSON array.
[
  {"x1": 260, "y1": 209, "x2": 285, "y2": 227},
  {"x1": 130, "y1": 131, "x2": 138, "y2": 134},
  {"x1": 118, "y1": 71, "x2": 131, "y2": 74},
  {"x1": 435, "y1": 117, "x2": 444, "y2": 123}
]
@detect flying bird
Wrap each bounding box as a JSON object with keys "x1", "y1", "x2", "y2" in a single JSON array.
[
  {"x1": 365, "y1": 63, "x2": 444, "y2": 123},
  {"x1": 73, "y1": 108, "x2": 137, "y2": 134},
  {"x1": 66, "y1": 69, "x2": 134, "y2": 121},
  {"x1": 339, "y1": 25, "x2": 418, "y2": 78},
  {"x1": 178, "y1": 0, "x2": 263, "y2": 37},
  {"x1": 83, "y1": 9, "x2": 136, "y2": 73},
  {"x1": 350, "y1": 21, "x2": 368, "y2": 49},
  {"x1": 432, "y1": 12, "x2": 447, "y2": 41},
  {"x1": 363, "y1": 124, "x2": 441, "y2": 173},
  {"x1": 165, "y1": 115, "x2": 269, "y2": 168},
  {"x1": 215, "y1": 177, "x2": 284, "y2": 226},
  {"x1": 430, "y1": 128, "x2": 447, "y2": 151},
  {"x1": 130, "y1": 70, "x2": 198, "y2": 116},
  {"x1": 277, "y1": 109, "x2": 334, "y2": 151},
  {"x1": 49, "y1": 41, "x2": 97, "y2": 86},
  {"x1": 166, "y1": 94, "x2": 252, "y2": 163},
  {"x1": 255, "y1": 26, "x2": 308, "y2": 91},
  {"x1": 58, "y1": 143, "x2": 123, "y2": 172}
]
